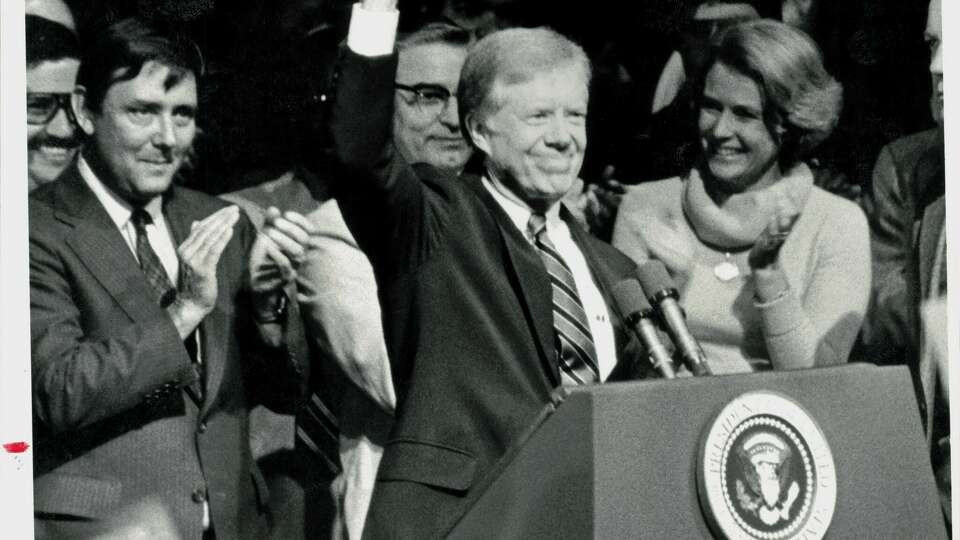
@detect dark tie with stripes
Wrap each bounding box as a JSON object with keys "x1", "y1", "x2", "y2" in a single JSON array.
[
  {"x1": 296, "y1": 392, "x2": 342, "y2": 475},
  {"x1": 131, "y1": 208, "x2": 203, "y2": 402},
  {"x1": 528, "y1": 213, "x2": 599, "y2": 385},
  {"x1": 131, "y1": 209, "x2": 176, "y2": 307}
]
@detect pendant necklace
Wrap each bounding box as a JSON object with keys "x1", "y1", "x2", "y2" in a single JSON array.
[{"x1": 713, "y1": 252, "x2": 740, "y2": 282}]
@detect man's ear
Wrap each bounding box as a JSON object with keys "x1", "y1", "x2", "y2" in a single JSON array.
[
  {"x1": 71, "y1": 86, "x2": 95, "y2": 136},
  {"x1": 466, "y1": 112, "x2": 492, "y2": 156}
]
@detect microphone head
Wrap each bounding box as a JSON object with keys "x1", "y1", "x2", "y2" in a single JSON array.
[
  {"x1": 636, "y1": 260, "x2": 678, "y2": 301},
  {"x1": 612, "y1": 278, "x2": 652, "y2": 318}
]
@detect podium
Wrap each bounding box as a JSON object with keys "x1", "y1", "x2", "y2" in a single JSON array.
[{"x1": 449, "y1": 364, "x2": 946, "y2": 539}]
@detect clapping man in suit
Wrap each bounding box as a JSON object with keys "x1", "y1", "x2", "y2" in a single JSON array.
[
  {"x1": 30, "y1": 18, "x2": 313, "y2": 539},
  {"x1": 334, "y1": 1, "x2": 646, "y2": 536}
]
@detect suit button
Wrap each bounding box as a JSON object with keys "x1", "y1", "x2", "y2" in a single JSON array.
[
  {"x1": 198, "y1": 422, "x2": 207, "y2": 434},
  {"x1": 192, "y1": 488, "x2": 206, "y2": 503}
]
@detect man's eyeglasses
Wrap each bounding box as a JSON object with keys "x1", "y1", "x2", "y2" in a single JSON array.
[
  {"x1": 395, "y1": 83, "x2": 455, "y2": 118},
  {"x1": 27, "y1": 93, "x2": 77, "y2": 126}
]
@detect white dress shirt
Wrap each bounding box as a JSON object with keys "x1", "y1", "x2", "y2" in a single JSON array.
[
  {"x1": 482, "y1": 178, "x2": 618, "y2": 381},
  {"x1": 78, "y1": 156, "x2": 180, "y2": 285}
]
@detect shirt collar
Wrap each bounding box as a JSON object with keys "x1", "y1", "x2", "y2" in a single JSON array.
[
  {"x1": 480, "y1": 175, "x2": 562, "y2": 242},
  {"x1": 78, "y1": 155, "x2": 165, "y2": 229}
]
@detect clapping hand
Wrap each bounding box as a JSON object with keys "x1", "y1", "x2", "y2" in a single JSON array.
[
  {"x1": 249, "y1": 207, "x2": 319, "y2": 297},
  {"x1": 748, "y1": 200, "x2": 799, "y2": 270},
  {"x1": 582, "y1": 165, "x2": 627, "y2": 238},
  {"x1": 169, "y1": 205, "x2": 240, "y2": 338}
]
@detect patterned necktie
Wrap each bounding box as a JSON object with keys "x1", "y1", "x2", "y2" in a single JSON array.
[
  {"x1": 296, "y1": 392, "x2": 342, "y2": 475},
  {"x1": 130, "y1": 209, "x2": 176, "y2": 307},
  {"x1": 528, "y1": 213, "x2": 599, "y2": 385},
  {"x1": 131, "y1": 208, "x2": 203, "y2": 403}
]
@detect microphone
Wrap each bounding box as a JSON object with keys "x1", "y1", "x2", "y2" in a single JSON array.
[
  {"x1": 611, "y1": 279, "x2": 676, "y2": 379},
  {"x1": 636, "y1": 261, "x2": 712, "y2": 376}
]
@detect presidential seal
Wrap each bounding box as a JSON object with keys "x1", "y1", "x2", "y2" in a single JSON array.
[{"x1": 698, "y1": 391, "x2": 836, "y2": 540}]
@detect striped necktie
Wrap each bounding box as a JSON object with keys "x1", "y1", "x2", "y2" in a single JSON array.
[
  {"x1": 528, "y1": 213, "x2": 599, "y2": 385},
  {"x1": 296, "y1": 392, "x2": 342, "y2": 475},
  {"x1": 131, "y1": 208, "x2": 203, "y2": 402},
  {"x1": 131, "y1": 209, "x2": 176, "y2": 307}
]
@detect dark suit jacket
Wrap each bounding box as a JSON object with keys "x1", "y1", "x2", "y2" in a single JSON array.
[
  {"x1": 859, "y1": 128, "x2": 943, "y2": 364},
  {"x1": 333, "y1": 50, "x2": 646, "y2": 538},
  {"x1": 30, "y1": 164, "x2": 307, "y2": 540}
]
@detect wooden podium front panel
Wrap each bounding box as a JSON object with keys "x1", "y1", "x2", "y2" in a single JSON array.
[
  {"x1": 451, "y1": 365, "x2": 945, "y2": 539},
  {"x1": 590, "y1": 364, "x2": 944, "y2": 539},
  {"x1": 448, "y1": 397, "x2": 597, "y2": 539}
]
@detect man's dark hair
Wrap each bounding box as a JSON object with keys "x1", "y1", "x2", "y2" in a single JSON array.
[
  {"x1": 77, "y1": 17, "x2": 204, "y2": 112},
  {"x1": 26, "y1": 15, "x2": 80, "y2": 69}
]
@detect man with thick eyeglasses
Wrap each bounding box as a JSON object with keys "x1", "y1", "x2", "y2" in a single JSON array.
[
  {"x1": 390, "y1": 29, "x2": 473, "y2": 174},
  {"x1": 315, "y1": 22, "x2": 473, "y2": 539},
  {"x1": 26, "y1": 15, "x2": 81, "y2": 192}
]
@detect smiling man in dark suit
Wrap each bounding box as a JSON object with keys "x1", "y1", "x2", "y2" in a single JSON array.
[
  {"x1": 30, "y1": 18, "x2": 314, "y2": 539},
  {"x1": 333, "y1": 1, "x2": 647, "y2": 537}
]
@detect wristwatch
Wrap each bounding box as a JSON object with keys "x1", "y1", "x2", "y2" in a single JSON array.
[{"x1": 254, "y1": 291, "x2": 288, "y2": 324}]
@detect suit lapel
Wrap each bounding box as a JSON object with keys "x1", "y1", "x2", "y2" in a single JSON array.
[
  {"x1": 56, "y1": 166, "x2": 162, "y2": 324},
  {"x1": 469, "y1": 178, "x2": 559, "y2": 386}
]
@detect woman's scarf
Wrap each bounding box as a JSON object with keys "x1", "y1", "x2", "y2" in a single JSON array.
[{"x1": 681, "y1": 163, "x2": 814, "y2": 249}]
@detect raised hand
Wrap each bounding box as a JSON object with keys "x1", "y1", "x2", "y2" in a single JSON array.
[
  {"x1": 168, "y1": 205, "x2": 240, "y2": 338},
  {"x1": 362, "y1": 0, "x2": 397, "y2": 11}
]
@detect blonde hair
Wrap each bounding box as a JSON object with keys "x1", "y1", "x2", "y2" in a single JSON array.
[{"x1": 706, "y1": 19, "x2": 842, "y2": 164}]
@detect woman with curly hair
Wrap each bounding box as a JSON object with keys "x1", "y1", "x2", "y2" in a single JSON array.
[{"x1": 613, "y1": 19, "x2": 869, "y2": 373}]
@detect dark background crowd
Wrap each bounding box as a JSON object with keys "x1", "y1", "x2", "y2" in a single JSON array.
[{"x1": 58, "y1": 0, "x2": 935, "y2": 198}]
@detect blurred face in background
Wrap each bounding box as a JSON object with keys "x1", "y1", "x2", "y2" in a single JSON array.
[
  {"x1": 27, "y1": 57, "x2": 81, "y2": 190},
  {"x1": 698, "y1": 61, "x2": 781, "y2": 193},
  {"x1": 393, "y1": 43, "x2": 472, "y2": 174},
  {"x1": 926, "y1": 0, "x2": 943, "y2": 124}
]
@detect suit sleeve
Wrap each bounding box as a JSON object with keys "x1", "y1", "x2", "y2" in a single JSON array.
[
  {"x1": 235, "y1": 211, "x2": 310, "y2": 413},
  {"x1": 859, "y1": 143, "x2": 912, "y2": 362},
  {"x1": 759, "y1": 202, "x2": 871, "y2": 368},
  {"x1": 331, "y1": 45, "x2": 452, "y2": 281},
  {"x1": 296, "y1": 201, "x2": 395, "y2": 413},
  {"x1": 30, "y1": 212, "x2": 198, "y2": 434}
]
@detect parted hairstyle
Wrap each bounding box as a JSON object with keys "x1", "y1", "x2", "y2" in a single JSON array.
[
  {"x1": 457, "y1": 27, "x2": 592, "y2": 145},
  {"x1": 397, "y1": 21, "x2": 471, "y2": 52},
  {"x1": 77, "y1": 18, "x2": 204, "y2": 113},
  {"x1": 26, "y1": 15, "x2": 80, "y2": 69},
  {"x1": 702, "y1": 19, "x2": 842, "y2": 165}
]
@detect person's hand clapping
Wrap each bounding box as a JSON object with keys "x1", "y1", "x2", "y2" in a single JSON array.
[
  {"x1": 583, "y1": 165, "x2": 627, "y2": 237},
  {"x1": 250, "y1": 207, "x2": 319, "y2": 304},
  {"x1": 748, "y1": 200, "x2": 800, "y2": 270},
  {"x1": 168, "y1": 205, "x2": 240, "y2": 338}
]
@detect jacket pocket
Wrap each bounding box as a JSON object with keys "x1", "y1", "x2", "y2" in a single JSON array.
[
  {"x1": 34, "y1": 472, "x2": 122, "y2": 519},
  {"x1": 376, "y1": 439, "x2": 477, "y2": 492}
]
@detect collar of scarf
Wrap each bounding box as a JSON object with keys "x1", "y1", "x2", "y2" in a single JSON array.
[{"x1": 681, "y1": 162, "x2": 814, "y2": 249}]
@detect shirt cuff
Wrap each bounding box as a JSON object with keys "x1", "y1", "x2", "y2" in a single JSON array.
[
  {"x1": 347, "y1": 3, "x2": 399, "y2": 57},
  {"x1": 755, "y1": 289, "x2": 804, "y2": 337}
]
